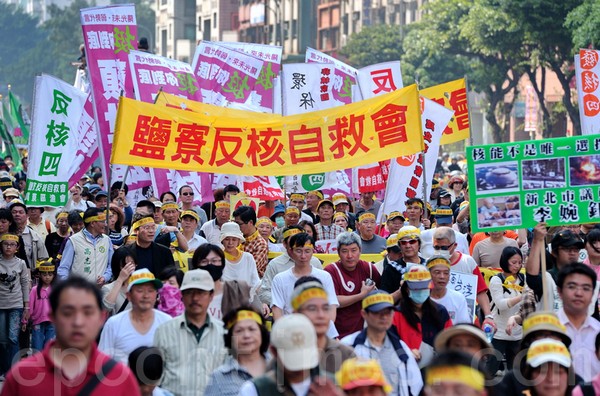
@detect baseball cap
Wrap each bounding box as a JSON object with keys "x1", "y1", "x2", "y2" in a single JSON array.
[
  {"x1": 3, "y1": 187, "x2": 19, "y2": 199},
  {"x1": 431, "y1": 179, "x2": 440, "y2": 189},
  {"x1": 387, "y1": 211, "x2": 405, "y2": 222},
  {"x1": 180, "y1": 269, "x2": 215, "y2": 292},
  {"x1": 332, "y1": 193, "x2": 349, "y2": 206},
  {"x1": 87, "y1": 184, "x2": 101, "y2": 194},
  {"x1": 397, "y1": 225, "x2": 421, "y2": 241},
  {"x1": 336, "y1": 358, "x2": 391, "y2": 394},
  {"x1": 271, "y1": 314, "x2": 319, "y2": 371},
  {"x1": 386, "y1": 233, "x2": 399, "y2": 249},
  {"x1": 220, "y1": 221, "x2": 245, "y2": 242},
  {"x1": 180, "y1": 210, "x2": 199, "y2": 222},
  {"x1": 438, "y1": 189, "x2": 451, "y2": 199},
  {"x1": 522, "y1": 311, "x2": 571, "y2": 347},
  {"x1": 434, "y1": 323, "x2": 491, "y2": 352},
  {"x1": 127, "y1": 269, "x2": 163, "y2": 292},
  {"x1": 526, "y1": 338, "x2": 571, "y2": 368},
  {"x1": 550, "y1": 229, "x2": 584, "y2": 250},
  {"x1": 317, "y1": 199, "x2": 334, "y2": 211},
  {"x1": 434, "y1": 206, "x2": 454, "y2": 225},
  {"x1": 404, "y1": 264, "x2": 432, "y2": 290},
  {"x1": 0, "y1": 176, "x2": 13, "y2": 191},
  {"x1": 95, "y1": 190, "x2": 108, "y2": 198},
  {"x1": 8, "y1": 198, "x2": 26, "y2": 211},
  {"x1": 362, "y1": 290, "x2": 394, "y2": 313}
]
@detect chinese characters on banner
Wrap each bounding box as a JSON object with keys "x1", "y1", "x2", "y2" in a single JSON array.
[
  {"x1": 191, "y1": 41, "x2": 264, "y2": 108},
  {"x1": 421, "y1": 78, "x2": 470, "y2": 144},
  {"x1": 449, "y1": 271, "x2": 477, "y2": 321},
  {"x1": 575, "y1": 49, "x2": 600, "y2": 135},
  {"x1": 112, "y1": 84, "x2": 423, "y2": 176},
  {"x1": 306, "y1": 47, "x2": 357, "y2": 105},
  {"x1": 81, "y1": 4, "x2": 137, "y2": 180},
  {"x1": 28, "y1": 75, "x2": 87, "y2": 206},
  {"x1": 68, "y1": 93, "x2": 99, "y2": 188},
  {"x1": 357, "y1": 61, "x2": 403, "y2": 99},
  {"x1": 380, "y1": 97, "x2": 453, "y2": 217},
  {"x1": 281, "y1": 63, "x2": 335, "y2": 115},
  {"x1": 467, "y1": 135, "x2": 600, "y2": 233}
]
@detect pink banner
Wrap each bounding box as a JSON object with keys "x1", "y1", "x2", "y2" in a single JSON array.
[
  {"x1": 151, "y1": 169, "x2": 213, "y2": 205},
  {"x1": 306, "y1": 47, "x2": 357, "y2": 105},
  {"x1": 81, "y1": 5, "x2": 137, "y2": 181},
  {"x1": 68, "y1": 93, "x2": 99, "y2": 188}
]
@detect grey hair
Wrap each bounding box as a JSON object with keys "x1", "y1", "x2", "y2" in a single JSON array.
[
  {"x1": 433, "y1": 227, "x2": 456, "y2": 244},
  {"x1": 337, "y1": 231, "x2": 362, "y2": 251}
]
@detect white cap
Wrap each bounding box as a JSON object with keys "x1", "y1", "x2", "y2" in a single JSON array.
[
  {"x1": 180, "y1": 269, "x2": 215, "y2": 292},
  {"x1": 271, "y1": 314, "x2": 319, "y2": 371},
  {"x1": 526, "y1": 338, "x2": 571, "y2": 368},
  {"x1": 220, "y1": 221, "x2": 245, "y2": 242}
]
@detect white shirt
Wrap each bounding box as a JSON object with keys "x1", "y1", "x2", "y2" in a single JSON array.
[
  {"x1": 431, "y1": 288, "x2": 471, "y2": 324},
  {"x1": 558, "y1": 308, "x2": 600, "y2": 382},
  {"x1": 200, "y1": 219, "x2": 223, "y2": 246},
  {"x1": 238, "y1": 376, "x2": 312, "y2": 396},
  {"x1": 98, "y1": 309, "x2": 171, "y2": 363},
  {"x1": 186, "y1": 233, "x2": 208, "y2": 252},
  {"x1": 222, "y1": 252, "x2": 260, "y2": 289}
]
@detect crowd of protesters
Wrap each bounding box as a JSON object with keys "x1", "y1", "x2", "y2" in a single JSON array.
[{"x1": 0, "y1": 154, "x2": 598, "y2": 396}]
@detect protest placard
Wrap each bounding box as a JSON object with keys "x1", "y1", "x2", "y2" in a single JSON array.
[{"x1": 449, "y1": 270, "x2": 478, "y2": 321}]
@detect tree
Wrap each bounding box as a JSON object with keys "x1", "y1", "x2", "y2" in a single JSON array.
[
  {"x1": 338, "y1": 24, "x2": 403, "y2": 68},
  {"x1": 566, "y1": 0, "x2": 600, "y2": 50}
]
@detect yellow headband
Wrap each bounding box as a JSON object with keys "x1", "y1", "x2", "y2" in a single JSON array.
[
  {"x1": 435, "y1": 208, "x2": 453, "y2": 217},
  {"x1": 215, "y1": 201, "x2": 229, "y2": 209},
  {"x1": 256, "y1": 217, "x2": 272, "y2": 227},
  {"x1": 285, "y1": 206, "x2": 300, "y2": 215},
  {"x1": 407, "y1": 202, "x2": 423, "y2": 209},
  {"x1": 427, "y1": 258, "x2": 451, "y2": 269},
  {"x1": 283, "y1": 228, "x2": 303, "y2": 240},
  {"x1": 404, "y1": 269, "x2": 431, "y2": 282},
  {"x1": 290, "y1": 193, "x2": 305, "y2": 201},
  {"x1": 226, "y1": 310, "x2": 263, "y2": 329},
  {"x1": 426, "y1": 365, "x2": 484, "y2": 391},
  {"x1": 38, "y1": 265, "x2": 56, "y2": 272},
  {"x1": 1, "y1": 234, "x2": 19, "y2": 242},
  {"x1": 84, "y1": 212, "x2": 107, "y2": 223},
  {"x1": 358, "y1": 212, "x2": 376, "y2": 222},
  {"x1": 397, "y1": 228, "x2": 421, "y2": 240},
  {"x1": 308, "y1": 190, "x2": 324, "y2": 200},
  {"x1": 523, "y1": 313, "x2": 566, "y2": 333},
  {"x1": 387, "y1": 211, "x2": 404, "y2": 220},
  {"x1": 0, "y1": 181, "x2": 12, "y2": 187},
  {"x1": 386, "y1": 234, "x2": 399, "y2": 248},
  {"x1": 333, "y1": 211, "x2": 348, "y2": 220},
  {"x1": 162, "y1": 203, "x2": 180, "y2": 211},
  {"x1": 56, "y1": 212, "x2": 69, "y2": 220},
  {"x1": 132, "y1": 217, "x2": 155, "y2": 230},
  {"x1": 292, "y1": 287, "x2": 328, "y2": 310},
  {"x1": 180, "y1": 210, "x2": 199, "y2": 221},
  {"x1": 527, "y1": 341, "x2": 570, "y2": 363},
  {"x1": 362, "y1": 293, "x2": 394, "y2": 310}
]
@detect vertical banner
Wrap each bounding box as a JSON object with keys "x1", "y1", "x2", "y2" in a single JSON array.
[
  {"x1": 524, "y1": 84, "x2": 538, "y2": 134},
  {"x1": 380, "y1": 98, "x2": 453, "y2": 217},
  {"x1": 421, "y1": 78, "x2": 470, "y2": 144},
  {"x1": 68, "y1": 93, "x2": 99, "y2": 188},
  {"x1": 220, "y1": 42, "x2": 282, "y2": 113},
  {"x1": 81, "y1": 4, "x2": 137, "y2": 179},
  {"x1": 305, "y1": 47, "x2": 357, "y2": 105},
  {"x1": 575, "y1": 49, "x2": 600, "y2": 135},
  {"x1": 27, "y1": 75, "x2": 87, "y2": 207},
  {"x1": 467, "y1": 135, "x2": 600, "y2": 232},
  {"x1": 357, "y1": 61, "x2": 403, "y2": 99},
  {"x1": 191, "y1": 41, "x2": 264, "y2": 108},
  {"x1": 281, "y1": 63, "x2": 335, "y2": 115}
]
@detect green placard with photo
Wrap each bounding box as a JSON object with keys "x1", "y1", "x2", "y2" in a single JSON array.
[{"x1": 467, "y1": 135, "x2": 600, "y2": 233}]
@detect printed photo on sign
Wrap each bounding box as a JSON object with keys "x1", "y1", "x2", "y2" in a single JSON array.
[
  {"x1": 522, "y1": 158, "x2": 566, "y2": 190},
  {"x1": 474, "y1": 161, "x2": 519, "y2": 194},
  {"x1": 569, "y1": 155, "x2": 600, "y2": 186},
  {"x1": 476, "y1": 196, "x2": 522, "y2": 229}
]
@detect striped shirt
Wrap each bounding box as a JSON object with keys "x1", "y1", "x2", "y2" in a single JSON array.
[
  {"x1": 154, "y1": 313, "x2": 227, "y2": 396},
  {"x1": 204, "y1": 355, "x2": 255, "y2": 396},
  {"x1": 315, "y1": 223, "x2": 345, "y2": 241}
]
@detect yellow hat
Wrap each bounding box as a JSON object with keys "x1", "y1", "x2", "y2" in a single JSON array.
[
  {"x1": 336, "y1": 358, "x2": 391, "y2": 394},
  {"x1": 397, "y1": 225, "x2": 421, "y2": 240},
  {"x1": 526, "y1": 338, "x2": 571, "y2": 368},
  {"x1": 333, "y1": 211, "x2": 348, "y2": 221},
  {"x1": 180, "y1": 210, "x2": 199, "y2": 222},
  {"x1": 386, "y1": 234, "x2": 399, "y2": 249},
  {"x1": 426, "y1": 364, "x2": 484, "y2": 391},
  {"x1": 404, "y1": 264, "x2": 432, "y2": 289}
]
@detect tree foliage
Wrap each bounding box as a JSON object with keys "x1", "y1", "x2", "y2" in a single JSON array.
[
  {"x1": 566, "y1": 0, "x2": 600, "y2": 50},
  {"x1": 338, "y1": 24, "x2": 403, "y2": 68}
]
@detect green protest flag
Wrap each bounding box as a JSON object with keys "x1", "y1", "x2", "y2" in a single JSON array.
[
  {"x1": 467, "y1": 135, "x2": 600, "y2": 233},
  {"x1": 0, "y1": 119, "x2": 21, "y2": 171},
  {"x1": 8, "y1": 91, "x2": 30, "y2": 141}
]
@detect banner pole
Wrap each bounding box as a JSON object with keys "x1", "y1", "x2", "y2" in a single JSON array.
[
  {"x1": 541, "y1": 240, "x2": 549, "y2": 311},
  {"x1": 465, "y1": 74, "x2": 474, "y2": 148}
]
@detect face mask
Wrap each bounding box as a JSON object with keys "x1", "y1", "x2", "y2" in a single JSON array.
[
  {"x1": 275, "y1": 217, "x2": 285, "y2": 228},
  {"x1": 203, "y1": 264, "x2": 224, "y2": 281},
  {"x1": 409, "y1": 289, "x2": 430, "y2": 304},
  {"x1": 433, "y1": 249, "x2": 451, "y2": 259}
]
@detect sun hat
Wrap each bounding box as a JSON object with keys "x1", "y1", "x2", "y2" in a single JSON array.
[
  {"x1": 127, "y1": 269, "x2": 163, "y2": 292},
  {"x1": 220, "y1": 222, "x2": 245, "y2": 242},
  {"x1": 336, "y1": 358, "x2": 391, "y2": 393},
  {"x1": 526, "y1": 338, "x2": 571, "y2": 368},
  {"x1": 270, "y1": 314, "x2": 319, "y2": 371}
]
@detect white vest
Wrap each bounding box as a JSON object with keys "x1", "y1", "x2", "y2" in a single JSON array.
[{"x1": 69, "y1": 231, "x2": 111, "y2": 282}]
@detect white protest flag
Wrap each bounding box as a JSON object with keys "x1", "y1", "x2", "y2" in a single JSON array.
[
  {"x1": 357, "y1": 61, "x2": 403, "y2": 100},
  {"x1": 575, "y1": 50, "x2": 600, "y2": 135},
  {"x1": 27, "y1": 74, "x2": 87, "y2": 207},
  {"x1": 281, "y1": 172, "x2": 351, "y2": 195},
  {"x1": 380, "y1": 97, "x2": 453, "y2": 217},
  {"x1": 239, "y1": 176, "x2": 285, "y2": 200},
  {"x1": 281, "y1": 63, "x2": 335, "y2": 115},
  {"x1": 67, "y1": 93, "x2": 99, "y2": 188},
  {"x1": 305, "y1": 47, "x2": 357, "y2": 105}
]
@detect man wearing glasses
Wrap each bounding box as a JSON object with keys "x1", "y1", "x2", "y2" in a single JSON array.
[
  {"x1": 432, "y1": 227, "x2": 495, "y2": 331},
  {"x1": 178, "y1": 185, "x2": 207, "y2": 227}
]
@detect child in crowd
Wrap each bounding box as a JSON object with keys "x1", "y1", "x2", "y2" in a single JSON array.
[{"x1": 27, "y1": 259, "x2": 56, "y2": 351}]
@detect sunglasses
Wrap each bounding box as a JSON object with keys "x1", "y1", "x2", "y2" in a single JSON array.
[
  {"x1": 181, "y1": 192, "x2": 194, "y2": 196},
  {"x1": 434, "y1": 244, "x2": 454, "y2": 250},
  {"x1": 400, "y1": 239, "x2": 418, "y2": 245}
]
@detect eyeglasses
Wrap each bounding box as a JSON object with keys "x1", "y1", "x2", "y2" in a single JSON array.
[
  {"x1": 558, "y1": 246, "x2": 580, "y2": 253},
  {"x1": 199, "y1": 259, "x2": 222, "y2": 266},
  {"x1": 564, "y1": 283, "x2": 594, "y2": 293},
  {"x1": 181, "y1": 192, "x2": 194, "y2": 196},
  {"x1": 234, "y1": 220, "x2": 247, "y2": 226},
  {"x1": 434, "y1": 244, "x2": 454, "y2": 251},
  {"x1": 400, "y1": 239, "x2": 418, "y2": 246},
  {"x1": 2, "y1": 242, "x2": 18, "y2": 247}
]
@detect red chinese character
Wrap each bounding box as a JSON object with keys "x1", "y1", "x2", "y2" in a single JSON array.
[
  {"x1": 209, "y1": 127, "x2": 244, "y2": 167},
  {"x1": 582, "y1": 71, "x2": 600, "y2": 93},
  {"x1": 584, "y1": 94, "x2": 600, "y2": 117},
  {"x1": 171, "y1": 123, "x2": 209, "y2": 164},
  {"x1": 370, "y1": 104, "x2": 408, "y2": 147},
  {"x1": 449, "y1": 88, "x2": 469, "y2": 130},
  {"x1": 246, "y1": 127, "x2": 285, "y2": 167},
  {"x1": 370, "y1": 68, "x2": 397, "y2": 95},
  {"x1": 580, "y1": 50, "x2": 599, "y2": 70},
  {"x1": 425, "y1": 119, "x2": 435, "y2": 131},
  {"x1": 328, "y1": 114, "x2": 368, "y2": 159},
  {"x1": 288, "y1": 125, "x2": 324, "y2": 164},
  {"x1": 129, "y1": 115, "x2": 171, "y2": 160}
]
